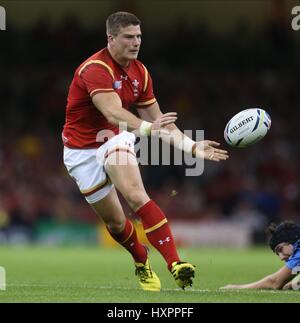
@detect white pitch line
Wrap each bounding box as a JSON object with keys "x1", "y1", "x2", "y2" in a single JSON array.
[
  {"x1": 6, "y1": 283, "x2": 208, "y2": 292},
  {"x1": 5, "y1": 284, "x2": 299, "y2": 295}
]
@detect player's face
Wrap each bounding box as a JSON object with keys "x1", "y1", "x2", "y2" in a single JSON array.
[
  {"x1": 109, "y1": 25, "x2": 142, "y2": 64},
  {"x1": 275, "y1": 243, "x2": 294, "y2": 261}
]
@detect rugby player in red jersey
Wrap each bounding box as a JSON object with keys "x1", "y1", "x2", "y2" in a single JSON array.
[{"x1": 63, "y1": 11, "x2": 229, "y2": 291}]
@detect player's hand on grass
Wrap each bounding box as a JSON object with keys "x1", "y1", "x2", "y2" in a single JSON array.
[
  {"x1": 151, "y1": 112, "x2": 177, "y2": 135},
  {"x1": 282, "y1": 282, "x2": 293, "y2": 290},
  {"x1": 194, "y1": 140, "x2": 229, "y2": 162}
]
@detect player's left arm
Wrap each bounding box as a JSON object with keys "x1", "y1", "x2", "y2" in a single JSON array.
[{"x1": 137, "y1": 102, "x2": 229, "y2": 162}]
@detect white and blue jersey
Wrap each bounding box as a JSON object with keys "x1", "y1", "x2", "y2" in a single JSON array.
[{"x1": 286, "y1": 239, "x2": 300, "y2": 271}]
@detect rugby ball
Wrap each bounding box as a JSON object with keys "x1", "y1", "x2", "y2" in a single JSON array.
[{"x1": 224, "y1": 108, "x2": 271, "y2": 148}]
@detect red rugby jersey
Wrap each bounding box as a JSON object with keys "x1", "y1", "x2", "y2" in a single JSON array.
[{"x1": 62, "y1": 48, "x2": 157, "y2": 148}]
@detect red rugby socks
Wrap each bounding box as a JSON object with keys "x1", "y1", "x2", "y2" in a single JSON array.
[
  {"x1": 107, "y1": 218, "x2": 147, "y2": 264},
  {"x1": 136, "y1": 200, "x2": 180, "y2": 270}
]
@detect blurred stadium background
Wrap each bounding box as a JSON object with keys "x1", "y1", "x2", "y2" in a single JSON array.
[{"x1": 0, "y1": 0, "x2": 300, "y2": 250}]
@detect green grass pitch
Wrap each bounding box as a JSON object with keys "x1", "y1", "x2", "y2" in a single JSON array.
[{"x1": 0, "y1": 246, "x2": 298, "y2": 303}]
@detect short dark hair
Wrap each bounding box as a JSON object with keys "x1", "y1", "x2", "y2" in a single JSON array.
[
  {"x1": 267, "y1": 220, "x2": 300, "y2": 252},
  {"x1": 106, "y1": 12, "x2": 141, "y2": 36}
]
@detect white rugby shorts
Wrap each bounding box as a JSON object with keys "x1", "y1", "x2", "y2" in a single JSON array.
[{"x1": 63, "y1": 131, "x2": 136, "y2": 204}]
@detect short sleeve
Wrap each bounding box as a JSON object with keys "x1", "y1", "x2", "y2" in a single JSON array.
[
  {"x1": 79, "y1": 63, "x2": 115, "y2": 97},
  {"x1": 286, "y1": 249, "x2": 300, "y2": 270},
  {"x1": 136, "y1": 66, "x2": 157, "y2": 108}
]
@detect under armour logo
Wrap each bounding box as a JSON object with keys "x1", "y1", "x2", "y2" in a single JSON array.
[
  {"x1": 158, "y1": 237, "x2": 171, "y2": 245},
  {"x1": 121, "y1": 75, "x2": 128, "y2": 80}
]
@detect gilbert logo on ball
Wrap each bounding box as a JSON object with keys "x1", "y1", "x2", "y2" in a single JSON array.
[
  {"x1": 224, "y1": 108, "x2": 271, "y2": 148},
  {"x1": 0, "y1": 6, "x2": 6, "y2": 31},
  {"x1": 0, "y1": 266, "x2": 6, "y2": 291}
]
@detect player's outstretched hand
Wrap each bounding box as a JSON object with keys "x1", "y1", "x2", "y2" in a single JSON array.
[
  {"x1": 151, "y1": 112, "x2": 177, "y2": 135},
  {"x1": 194, "y1": 140, "x2": 229, "y2": 162},
  {"x1": 282, "y1": 282, "x2": 293, "y2": 290}
]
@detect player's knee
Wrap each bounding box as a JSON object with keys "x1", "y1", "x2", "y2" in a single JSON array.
[
  {"x1": 106, "y1": 218, "x2": 125, "y2": 233},
  {"x1": 125, "y1": 189, "x2": 149, "y2": 211}
]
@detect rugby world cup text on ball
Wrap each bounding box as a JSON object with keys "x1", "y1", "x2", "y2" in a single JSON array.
[{"x1": 229, "y1": 116, "x2": 254, "y2": 134}]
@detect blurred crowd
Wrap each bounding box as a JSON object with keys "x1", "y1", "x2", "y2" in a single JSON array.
[{"x1": 0, "y1": 8, "x2": 300, "y2": 242}]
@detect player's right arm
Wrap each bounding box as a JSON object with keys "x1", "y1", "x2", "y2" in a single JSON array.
[
  {"x1": 92, "y1": 92, "x2": 177, "y2": 133},
  {"x1": 137, "y1": 101, "x2": 229, "y2": 162},
  {"x1": 220, "y1": 266, "x2": 293, "y2": 290}
]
